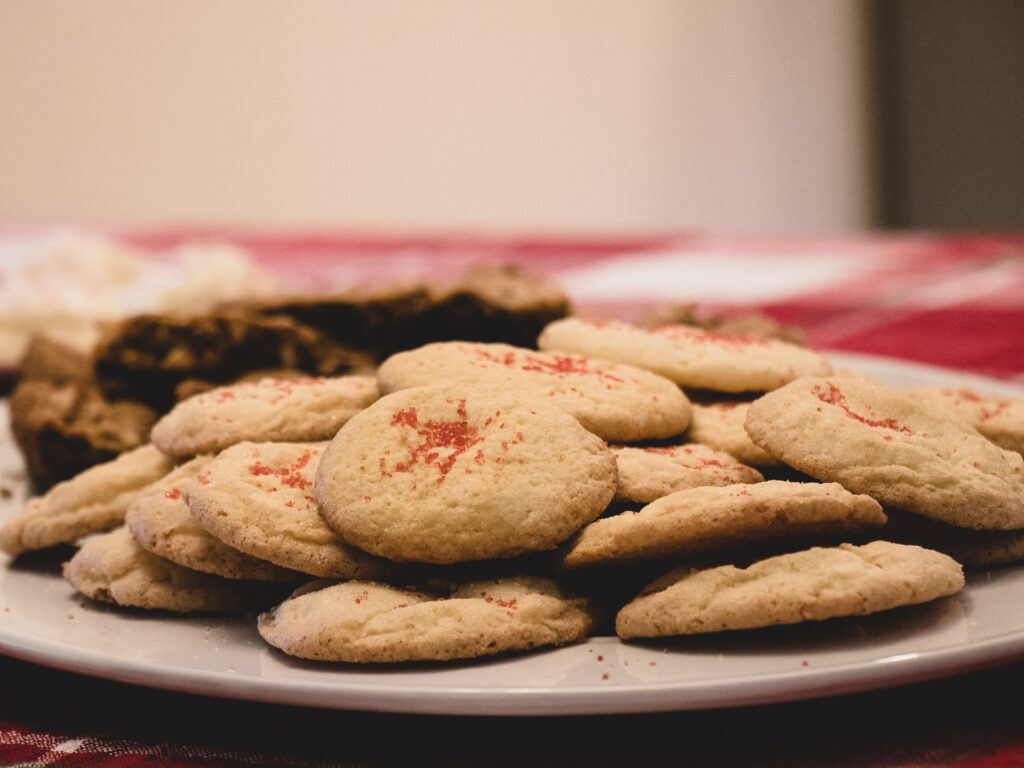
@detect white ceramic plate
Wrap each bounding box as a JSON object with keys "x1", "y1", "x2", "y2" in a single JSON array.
[{"x1": 1, "y1": 352, "x2": 1023, "y2": 716}]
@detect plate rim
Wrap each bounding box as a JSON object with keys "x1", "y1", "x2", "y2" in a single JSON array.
[{"x1": 2, "y1": 587, "x2": 1024, "y2": 716}]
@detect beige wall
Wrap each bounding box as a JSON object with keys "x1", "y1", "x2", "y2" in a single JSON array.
[{"x1": 0, "y1": 1, "x2": 872, "y2": 233}]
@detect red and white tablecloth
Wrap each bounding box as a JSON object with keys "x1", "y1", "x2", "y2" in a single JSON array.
[
  {"x1": 2, "y1": 230, "x2": 1024, "y2": 768},
  {"x1": 124, "y1": 229, "x2": 1024, "y2": 381}
]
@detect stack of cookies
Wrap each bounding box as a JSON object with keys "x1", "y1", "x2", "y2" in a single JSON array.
[{"x1": 5, "y1": 313, "x2": 1023, "y2": 665}]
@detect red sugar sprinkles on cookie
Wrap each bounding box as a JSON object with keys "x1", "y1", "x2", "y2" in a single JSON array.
[
  {"x1": 384, "y1": 401, "x2": 485, "y2": 483},
  {"x1": 314, "y1": 385, "x2": 617, "y2": 563}
]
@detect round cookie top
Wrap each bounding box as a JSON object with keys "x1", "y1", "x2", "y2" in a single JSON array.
[
  {"x1": 686, "y1": 402, "x2": 781, "y2": 467},
  {"x1": 185, "y1": 441, "x2": 397, "y2": 580},
  {"x1": 615, "y1": 541, "x2": 964, "y2": 638},
  {"x1": 538, "y1": 317, "x2": 831, "y2": 392},
  {"x1": 125, "y1": 456, "x2": 300, "y2": 582},
  {"x1": 314, "y1": 384, "x2": 617, "y2": 564},
  {"x1": 376, "y1": 341, "x2": 690, "y2": 442},
  {"x1": 611, "y1": 443, "x2": 763, "y2": 504},
  {"x1": 560, "y1": 481, "x2": 886, "y2": 569},
  {"x1": 63, "y1": 526, "x2": 282, "y2": 613},
  {"x1": 745, "y1": 376, "x2": 1024, "y2": 530},
  {"x1": 920, "y1": 387, "x2": 1024, "y2": 456},
  {"x1": 151, "y1": 375, "x2": 380, "y2": 458},
  {"x1": 0, "y1": 444, "x2": 174, "y2": 556},
  {"x1": 257, "y1": 575, "x2": 594, "y2": 663}
]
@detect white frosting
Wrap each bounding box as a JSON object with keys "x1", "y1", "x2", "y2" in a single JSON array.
[{"x1": 0, "y1": 230, "x2": 274, "y2": 367}]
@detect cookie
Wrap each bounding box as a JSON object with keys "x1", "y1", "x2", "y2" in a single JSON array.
[
  {"x1": 125, "y1": 457, "x2": 300, "y2": 582},
  {"x1": 173, "y1": 367, "x2": 318, "y2": 403},
  {"x1": 0, "y1": 444, "x2": 174, "y2": 556},
  {"x1": 151, "y1": 375, "x2": 379, "y2": 458},
  {"x1": 640, "y1": 304, "x2": 806, "y2": 345},
  {"x1": 257, "y1": 576, "x2": 594, "y2": 662},
  {"x1": 185, "y1": 442, "x2": 397, "y2": 579},
  {"x1": 611, "y1": 444, "x2": 763, "y2": 503},
  {"x1": 93, "y1": 310, "x2": 366, "y2": 411},
  {"x1": 615, "y1": 541, "x2": 964, "y2": 638},
  {"x1": 560, "y1": 481, "x2": 886, "y2": 569},
  {"x1": 240, "y1": 262, "x2": 570, "y2": 357},
  {"x1": 686, "y1": 402, "x2": 781, "y2": 467},
  {"x1": 745, "y1": 376, "x2": 1024, "y2": 530},
  {"x1": 921, "y1": 388, "x2": 1024, "y2": 456},
  {"x1": 376, "y1": 342, "x2": 690, "y2": 442},
  {"x1": 63, "y1": 527, "x2": 282, "y2": 613},
  {"x1": 10, "y1": 375, "x2": 157, "y2": 491},
  {"x1": 314, "y1": 384, "x2": 617, "y2": 564},
  {"x1": 537, "y1": 317, "x2": 831, "y2": 392},
  {"x1": 882, "y1": 510, "x2": 1024, "y2": 568}
]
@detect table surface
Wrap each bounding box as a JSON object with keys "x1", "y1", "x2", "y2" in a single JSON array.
[{"x1": 3, "y1": 230, "x2": 1024, "y2": 767}]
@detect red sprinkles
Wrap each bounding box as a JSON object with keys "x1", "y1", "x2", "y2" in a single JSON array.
[
  {"x1": 475, "y1": 349, "x2": 624, "y2": 384},
  {"x1": 247, "y1": 450, "x2": 316, "y2": 491},
  {"x1": 385, "y1": 401, "x2": 485, "y2": 483},
  {"x1": 813, "y1": 383, "x2": 912, "y2": 435},
  {"x1": 648, "y1": 325, "x2": 773, "y2": 348}
]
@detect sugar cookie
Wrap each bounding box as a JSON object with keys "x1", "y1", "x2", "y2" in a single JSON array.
[
  {"x1": 616, "y1": 541, "x2": 964, "y2": 638},
  {"x1": 151, "y1": 376, "x2": 379, "y2": 458},
  {"x1": 538, "y1": 318, "x2": 830, "y2": 392},
  {"x1": 687, "y1": 402, "x2": 781, "y2": 467},
  {"x1": 745, "y1": 376, "x2": 1024, "y2": 530},
  {"x1": 314, "y1": 385, "x2": 617, "y2": 563},
  {"x1": 921, "y1": 387, "x2": 1024, "y2": 456},
  {"x1": 185, "y1": 442, "x2": 397, "y2": 579},
  {"x1": 377, "y1": 342, "x2": 690, "y2": 442},
  {"x1": 258, "y1": 576, "x2": 593, "y2": 662},
  {"x1": 612, "y1": 443, "x2": 762, "y2": 503},
  {"x1": 0, "y1": 445, "x2": 174, "y2": 556},
  {"x1": 63, "y1": 527, "x2": 281, "y2": 613},
  {"x1": 125, "y1": 457, "x2": 300, "y2": 581},
  {"x1": 561, "y1": 481, "x2": 885, "y2": 568}
]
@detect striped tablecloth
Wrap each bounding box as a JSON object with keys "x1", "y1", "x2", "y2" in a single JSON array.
[
  {"x1": 2, "y1": 230, "x2": 1024, "y2": 768},
  {"x1": 126, "y1": 229, "x2": 1024, "y2": 381}
]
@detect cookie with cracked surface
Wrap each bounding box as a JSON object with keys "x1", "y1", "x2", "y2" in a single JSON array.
[
  {"x1": 376, "y1": 341, "x2": 690, "y2": 442},
  {"x1": 686, "y1": 402, "x2": 782, "y2": 467},
  {"x1": 611, "y1": 443, "x2": 763, "y2": 504},
  {"x1": 0, "y1": 444, "x2": 174, "y2": 556},
  {"x1": 150, "y1": 375, "x2": 379, "y2": 458},
  {"x1": 258, "y1": 575, "x2": 594, "y2": 662},
  {"x1": 745, "y1": 376, "x2": 1024, "y2": 530},
  {"x1": 63, "y1": 527, "x2": 282, "y2": 613},
  {"x1": 537, "y1": 317, "x2": 830, "y2": 393},
  {"x1": 616, "y1": 541, "x2": 964, "y2": 638},
  {"x1": 919, "y1": 387, "x2": 1024, "y2": 456},
  {"x1": 315, "y1": 384, "x2": 617, "y2": 564},
  {"x1": 185, "y1": 442, "x2": 397, "y2": 579},
  {"x1": 561, "y1": 481, "x2": 886, "y2": 569},
  {"x1": 125, "y1": 457, "x2": 300, "y2": 581}
]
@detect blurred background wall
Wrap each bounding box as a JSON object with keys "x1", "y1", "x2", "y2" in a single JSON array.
[
  {"x1": 0, "y1": 1, "x2": 1019, "y2": 233},
  {"x1": 0, "y1": 0, "x2": 871, "y2": 233}
]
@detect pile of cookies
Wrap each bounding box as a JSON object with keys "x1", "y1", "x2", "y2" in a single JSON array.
[
  {"x1": 4, "y1": 314, "x2": 1024, "y2": 665},
  {"x1": 7, "y1": 262, "x2": 570, "y2": 491}
]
